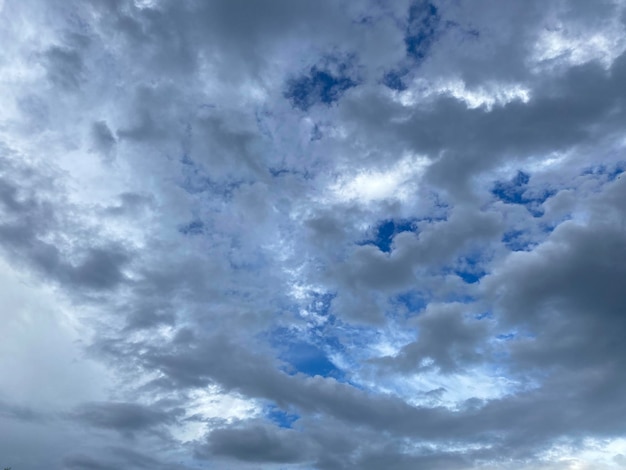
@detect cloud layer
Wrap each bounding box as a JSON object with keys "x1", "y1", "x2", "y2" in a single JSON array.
[{"x1": 2, "y1": 0, "x2": 626, "y2": 468}]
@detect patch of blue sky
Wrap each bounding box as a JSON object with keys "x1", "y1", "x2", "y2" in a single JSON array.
[
  {"x1": 394, "y1": 290, "x2": 428, "y2": 317},
  {"x1": 492, "y1": 171, "x2": 555, "y2": 217},
  {"x1": 265, "y1": 404, "x2": 299, "y2": 429},
  {"x1": 315, "y1": 318, "x2": 423, "y2": 394},
  {"x1": 270, "y1": 290, "x2": 402, "y2": 386},
  {"x1": 607, "y1": 165, "x2": 623, "y2": 181},
  {"x1": 492, "y1": 171, "x2": 530, "y2": 204},
  {"x1": 319, "y1": 316, "x2": 380, "y2": 354},
  {"x1": 269, "y1": 317, "x2": 345, "y2": 380},
  {"x1": 284, "y1": 340, "x2": 343, "y2": 378},
  {"x1": 307, "y1": 291, "x2": 335, "y2": 318},
  {"x1": 524, "y1": 202, "x2": 547, "y2": 218},
  {"x1": 455, "y1": 270, "x2": 484, "y2": 284},
  {"x1": 502, "y1": 229, "x2": 536, "y2": 252},
  {"x1": 360, "y1": 218, "x2": 416, "y2": 253},
  {"x1": 284, "y1": 289, "x2": 336, "y2": 325},
  {"x1": 453, "y1": 254, "x2": 487, "y2": 285},
  {"x1": 284, "y1": 56, "x2": 359, "y2": 111},
  {"x1": 382, "y1": 69, "x2": 409, "y2": 91},
  {"x1": 522, "y1": 188, "x2": 557, "y2": 215},
  {"x1": 405, "y1": 1, "x2": 440, "y2": 63},
  {"x1": 525, "y1": 188, "x2": 556, "y2": 204},
  {"x1": 269, "y1": 333, "x2": 342, "y2": 379},
  {"x1": 317, "y1": 322, "x2": 357, "y2": 361},
  {"x1": 539, "y1": 219, "x2": 565, "y2": 236},
  {"x1": 581, "y1": 162, "x2": 625, "y2": 181}
]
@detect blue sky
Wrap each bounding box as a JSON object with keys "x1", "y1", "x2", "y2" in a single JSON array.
[{"x1": 2, "y1": 0, "x2": 626, "y2": 469}]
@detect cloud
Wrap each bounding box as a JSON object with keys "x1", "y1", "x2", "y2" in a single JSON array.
[
  {"x1": 70, "y1": 401, "x2": 180, "y2": 435},
  {"x1": 198, "y1": 423, "x2": 313, "y2": 464},
  {"x1": 2, "y1": 0, "x2": 626, "y2": 468}
]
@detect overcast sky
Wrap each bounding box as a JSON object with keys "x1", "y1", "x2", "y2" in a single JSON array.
[{"x1": 2, "y1": 0, "x2": 626, "y2": 469}]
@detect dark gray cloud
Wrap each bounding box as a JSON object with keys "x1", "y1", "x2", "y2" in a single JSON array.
[
  {"x1": 44, "y1": 45, "x2": 85, "y2": 90},
  {"x1": 338, "y1": 53, "x2": 626, "y2": 200},
  {"x1": 374, "y1": 302, "x2": 490, "y2": 373},
  {"x1": 0, "y1": 400, "x2": 47, "y2": 424},
  {"x1": 0, "y1": 152, "x2": 131, "y2": 294},
  {"x1": 63, "y1": 455, "x2": 118, "y2": 470},
  {"x1": 199, "y1": 423, "x2": 313, "y2": 464},
  {"x1": 63, "y1": 447, "x2": 190, "y2": 470},
  {"x1": 71, "y1": 401, "x2": 179, "y2": 434},
  {"x1": 91, "y1": 121, "x2": 117, "y2": 161},
  {"x1": 2, "y1": 0, "x2": 626, "y2": 468}
]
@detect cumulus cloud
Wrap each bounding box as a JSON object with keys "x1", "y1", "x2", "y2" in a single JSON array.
[{"x1": 2, "y1": 0, "x2": 626, "y2": 468}]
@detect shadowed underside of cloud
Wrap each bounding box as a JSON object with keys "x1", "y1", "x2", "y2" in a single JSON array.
[{"x1": 2, "y1": 0, "x2": 626, "y2": 469}]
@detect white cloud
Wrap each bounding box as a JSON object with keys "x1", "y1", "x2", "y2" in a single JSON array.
[
  {"x1": 532, "y1": 10, "x2": 626, "y2": 70},
  {"x1": 171, "y1": 387, "x2": 261, "y2": 443},
  {"x1": 396, "y1": 78, "x2": 531, "y2": 110},
  {"x1": 0, "y1": 256, "x2": 112, "y2": 408},
  {"x1": 329, "y1": 154, "x2": 429, "y2": 204}
]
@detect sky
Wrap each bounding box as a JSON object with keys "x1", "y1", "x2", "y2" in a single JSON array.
[{"x1": 1, "y1": 0, "x2": 626, "y2": 469}]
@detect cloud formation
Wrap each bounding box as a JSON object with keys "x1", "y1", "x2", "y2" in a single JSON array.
[{"x1": 1, "y1": 0, "x2": 626, "y2": 468}]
